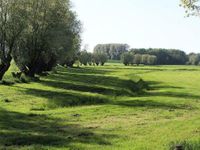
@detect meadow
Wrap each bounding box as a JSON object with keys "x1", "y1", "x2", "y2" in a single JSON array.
[{"x1": 0, "y1": 63, "x2": 200, "y2": 150}]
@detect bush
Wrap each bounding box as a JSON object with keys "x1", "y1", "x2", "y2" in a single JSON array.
[
  {"x1": 79, "y1": 51, "x2": 90, "y2": 66},
  {"x1": 121, "y1": 53, "x2": 157, "y2": 66},
  {"x1": 133, "y1": 54, "x2": 142, "y2": 65},
  {"x1": 87, "y1": 53, "x2": 108, "y2": 66},
  {"x1": 121, "y1": 52, "x2": 133, "y2": 66}
]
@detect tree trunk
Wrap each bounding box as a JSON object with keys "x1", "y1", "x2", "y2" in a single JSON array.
[
  {"x1": 19, "y1": 65, "x2": 35, "y2": 78},
  {"x1": 25, "y1": 68, "x2": 35, "y2": 78},
  {"x1": 0, "y1": 55, "x2": 12, "y2": 81}
]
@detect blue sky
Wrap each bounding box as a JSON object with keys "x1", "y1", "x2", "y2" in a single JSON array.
[{"x1": 71, "y1": 0, "x2": 200, "y2": 53}]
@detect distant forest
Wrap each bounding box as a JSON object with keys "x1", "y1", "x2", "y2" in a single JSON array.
[{"x1": 93, "y1": 44, "x2": 200, "y2": 65}]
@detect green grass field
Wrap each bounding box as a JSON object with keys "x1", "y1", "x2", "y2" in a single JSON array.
[{"x1": 0, "y1": 63, "x2": 200, "y2": 150}]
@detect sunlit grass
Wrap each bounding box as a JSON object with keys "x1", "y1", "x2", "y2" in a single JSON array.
[{"x1": 0, "y1": 63, "x2": 200, "y2": 149}]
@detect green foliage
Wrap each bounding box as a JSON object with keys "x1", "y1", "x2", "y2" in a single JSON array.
[
  {"x1": 130, "y1": 48, "x2": 187, "y2": 65},
  {"x1": 187, "y1": 53, "x2": 200, "y2": 65},
  {"x1": 147, "y1": 55, "x2": 157, "y2": 65},
  {"x1": 0, "y1": 0, "x2": 28, "y2": 80},
  {"x1": 61, "y1": 53, "x2": 78, "y2": 68},
  {"x1": 95, "y1": 53, "x2": 108, "y2": 66},
  {"x1": 133, "y1": 54, "x2": 142, "y2": 65},
  {"x1": 121, "y1": 52, "x2": 157, "y2": 66},
  {"x1": 15, "y1": 0, "x2": 81, "y2": 77},
  {"x1": 92, "y1": 53, "x2": 108, "y2": 66},
  {"x1": 78, "y1": 51, "x2": 108, "y2": 66},
  {"x1": 79, "y1": 50, "x2": 91, "y2": 66},
  {"x1": 121, "y1": 52, "x2": 134, "y2": 66},
  {"x1": 141, "y1": 54, "x2": 149, "y2": 65}
]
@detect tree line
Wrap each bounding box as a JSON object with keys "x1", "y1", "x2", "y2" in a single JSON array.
[
  {"x1": 94, "y1": 45, "x2": 200, "y2": 66},
  {"x1": 121, "y1": 53, "x2": 157, "y2": 66},
  {"x1": 129, "y1": 48, "x2": 188, "y2": 65},
  {"x1": 93, "y1": 44, "x2": 189, "y2": 65},
  {"x1": 0, "y1": 0, "x2": 81, "y2": 80},
  {"x1": 78, "y1": 51, "x2": 108, "y2": 66},
  {"x1": 129, "y1": 48, "x2": 200, "y2": 66}
]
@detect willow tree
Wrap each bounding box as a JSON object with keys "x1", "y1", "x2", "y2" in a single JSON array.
[
  {"x1": 58, "y1": 10, "x2": 82, "y2": 68},
  {"x1": 13, "y1": 0, "x2": 81, "y2": 77},
  {"x1": 0, "y1": 0, "x2": 28, "y2": 80}
]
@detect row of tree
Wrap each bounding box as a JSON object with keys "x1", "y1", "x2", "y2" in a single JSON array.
[
  {"x1": 129, "y1": 48, "x2": 188, "y2": 65},
  {"x1": 130, "y1": 49, "x2": 200, "y2": 66},
  {"x1": 0, "y1": 0, "x2": 81, "y2": 80},
  {"x1": 79, "y1": 51, "x2": 108, "y2": 66},
  {"x1": 93, "y1": 45, "x2": 200, "y2": 66},
  {"x1": 121, "y1": 53, "x2": 157, "y2": 66}
]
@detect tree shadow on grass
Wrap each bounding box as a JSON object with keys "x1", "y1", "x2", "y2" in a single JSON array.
[
  {"x1": 13, "y1": 67, "x2": 147, "y2": 108},
  {"x1": 21, "y1": 88, "x2": 109, "y2": 107},
  {"x1": 56, "y1": 67, "x2": 113, "y2": 75},
  {"x1": 16, "y1": 67, "x2": 199, "y2": 109},
  {"x1": 13, "y1": 67, "x2": 199, "y2": 110},
  {"x1": 0, "y1": 108, "x2": 114, "y2": 149},
  {"x1": 40, "y1": 79, "x2": 143, "y2": 97},
  {"x1": 143, "y1": 81, "x2": 200, "y2": 100},
  {"x1": 20, "y1": 87, "x2": 195, "y2": 110},
  {"x1": 26, "y1": 70, "x2": 148, "y2": 107},
  {"x1": 174, "y1": 68, "x2": 200, "y2": 71},
  {"x1": 114, "y1": 100, "x2": 193, "y2": 110},
  {"x1": 169, "y1": 140, "x2": 200, "y2": 150},
  {"x1": 49, "y1": 67, "x2": 147, "y2": 94},
  {"x1": 49, "y1": 72, "x2": 144, "y2": 93},
  {"x1": 0, "y1": 80, "x2": 15, "y2": 86},
  {"x1": 147, "y1": 91, "x2": 200, "y2": 100},
  {"x1": 146, "y1": 81, "x2": 185, "y2": 90},
  {"x1": 106, "y1": 67, "x2": 166, "y2": 71}
]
